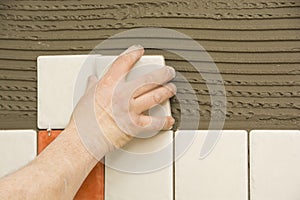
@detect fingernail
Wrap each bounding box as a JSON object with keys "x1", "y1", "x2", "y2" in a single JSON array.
[
  {"x1": 88, "y1": 75, "x2": 98, "y2": 82},
  {"x1": 120, "y1": 44, "x2": 144, "y2": 56},
  {"x1": 167, "y1": 66, "x2": 176, "y2": 78},
  {"x1": 167, "y1": 83, "x2": 177, "y2": 94},
  {"x1": 170, "y1": 117, "x2": 175, "y2": 125}
]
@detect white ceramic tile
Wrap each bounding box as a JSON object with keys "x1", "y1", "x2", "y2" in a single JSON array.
[
  {"x1": 250, "y1": 130, "x2": 300, "y2": 200},
  {"x1": 38, "y1": 55, "x2": 99, "y2": 129},
  {"x1": 175, "y1": 130, "x2": 248, "y2": 200},
  {"x1": 105, "y1": 131, "x2": 173, "y2": 200},
  {"x1": 0, "y1": 130, "x2": 37, "y2": 178},
  {"x1": 38, "y1": 55, "x2": 169, "y2": 129},
  {"x1": 95, "y1": 55, "x2": 165, "y2": 81}
]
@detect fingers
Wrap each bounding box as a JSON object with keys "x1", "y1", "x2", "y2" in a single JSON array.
[
  {"x1": 134, "y1": 115, "x2": 175, "y2": 133},
  {"x1": 162, "y1": 116, "x2": 175, "y2": 130},
  {"x1": 131, "y1": 66, "x2": 176, "y2": 98},
  {"x1": 103, "y1": 45, "x2": 144, "y2": 83},
  {"x1": 134, "y1": 83, "x2": 176, "y2": 113}
]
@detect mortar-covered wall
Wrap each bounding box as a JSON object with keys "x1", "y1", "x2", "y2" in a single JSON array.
[{"x1": 0, "y1": 0, "x2": 299, "y2": 129}]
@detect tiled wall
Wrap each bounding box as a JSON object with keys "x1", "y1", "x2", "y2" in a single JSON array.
[
  {"x1": 0, "y1": 0, "x2": 299, "y2": 129},
  {"x1": 2, "y1": 130, "x2": 300, "y2": 199},
  {"x1": 0, "y1": 0, "x2": 299, "y2": 199}
]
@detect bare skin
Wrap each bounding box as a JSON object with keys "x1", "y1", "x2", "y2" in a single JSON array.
[
  {"x1": 0, "y1": 45, "x2": 176, "y2": 199},
  {"x1": 0, "y1": 121, "x2": 97, "y2": 200}
]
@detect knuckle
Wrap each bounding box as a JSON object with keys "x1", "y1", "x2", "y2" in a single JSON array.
[
  {"x1": 100, "y1": 77, "x2": 114, "y2": 87},
  {"x1": 153, "y1": 93, "x2": 162, "y2": 104},
  {"x1": 134, "y1": 115, "x2": 147, "y2": 127},
  {"x1": 133, "y1": 117, "x2": 143, "y2": 126}
]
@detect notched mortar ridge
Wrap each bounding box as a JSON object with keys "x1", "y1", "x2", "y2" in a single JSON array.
[
  {"x1": 0, "y1": 94, "x2": 36, "y2": 102},
  {"x1": 0, "y1": 112, "x2": 36, "y2": 118},
  {"x1": 174, "y1": 78, "x2": 300, "y2": 86},
  {"x1": 171, "y1": 107, "x2": 300, "y2": 121},
  {"x1": 1, "y1": 10, "x2": 300, "y2": 21},
  {"x1": 0, "y1": 103, "x2": 36, "y2": 111},
  {"x1": 170, "y1": 99, "x2": 300, "y2": 109},
  {"x1": 2, "y1": 20, "x2": 300, "y2": 32},
  {"x1": 0, "y1": 0, "x2": 299, "y2": 12},
  {"x1": 0, "y1": 75, "x2": 36, "y2": 81},
  {"x1": 0, "y1": 85, "x2": 37, "y2": 92},
  {"x1": 1, "y1": 52, "x2": 300, "y2": 63},
  {"x1": 176, "y1": 88, "x2": 300, "y2": 97}
]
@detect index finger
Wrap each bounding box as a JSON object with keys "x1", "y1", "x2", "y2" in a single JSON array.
[{"x1": 103, "y1": 45, "x2": 144, "y2": 84}]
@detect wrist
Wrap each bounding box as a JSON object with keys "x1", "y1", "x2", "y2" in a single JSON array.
[{"x1": 64, "y1": 118, "x2": 98, "y2": 166}]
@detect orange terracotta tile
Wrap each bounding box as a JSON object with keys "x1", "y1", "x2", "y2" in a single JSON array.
[
  {"x1": 38, "y1": 130, "x2": 62, "y2": 154},
  {"x1": 38, "y1": 130, "x2": 104, "y2": 200},
  {"x1": 74, "y1": 162, "x2": 104, "y2": 200}
]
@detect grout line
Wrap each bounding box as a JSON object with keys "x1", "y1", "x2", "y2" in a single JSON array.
[
  {"x1": 248, "y1": 130, "x2": 251, "y2": 200},
  {"x1": 103, "y1": 157, "x2": 105, "y2": 200},
  {"x1": 173, "y1": 131, "x2": 175, "y2": 200}
]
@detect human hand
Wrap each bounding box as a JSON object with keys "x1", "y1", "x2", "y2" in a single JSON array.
[{"x1": 69, "y1": 45, "x2": 176, "y2": 160}]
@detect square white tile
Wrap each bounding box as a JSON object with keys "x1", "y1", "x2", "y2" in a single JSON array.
[
  {"x1": 38, "y1": 55, "x2": 169, "y2": 129},
  {"x1": 175, "y1": 130, "x2": 248, "y2": 200},
  {"x1": 0, "y1": 130, "x2": 37, "y2": 178},
  {"x1": 38, "y1": 55, "x2": 99, "y2": 129},
  {"x1": 250, "y1": 130, "x2": 300, "y2": 200},
  {"x1": 105, "y1": 131, "x2": 173, "y2": 200}
]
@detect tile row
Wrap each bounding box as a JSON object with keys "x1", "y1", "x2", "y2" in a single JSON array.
[
  {"x1": 1, "y1": 130, "x2": 299, "y2": 199},
  {"x1": 0, "y1": 130, "x2": 104, "y2": 199},
  {"x1": 37, "y1": 55, "x2": 168, "y2": 129}
]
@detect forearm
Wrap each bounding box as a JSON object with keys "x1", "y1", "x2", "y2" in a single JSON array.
[{"x1": 0, "y1": 120, "x2": 98, "y2": 200}]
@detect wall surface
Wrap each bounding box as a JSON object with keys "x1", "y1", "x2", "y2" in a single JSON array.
[{"x1": 0, "y1": 0, "x2": 299, "y2": 130}]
